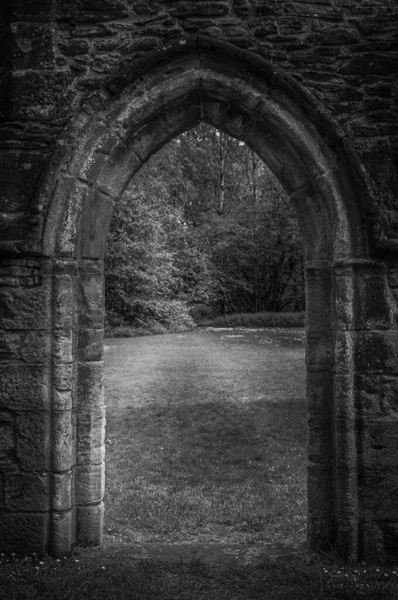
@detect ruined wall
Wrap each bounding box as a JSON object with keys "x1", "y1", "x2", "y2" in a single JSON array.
[
  {"x1": 1, "y1": 0, "x2": 397, "y2": 255},
  {"x1": 1, "y1": 0, "x2": 398, "y2": 563}
]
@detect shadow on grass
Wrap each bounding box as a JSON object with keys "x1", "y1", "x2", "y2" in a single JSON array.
[
  {"x1": 2, "y1": 552, "x2": 398, "y2": 600},
  {"x1": 104, "y1": 393, "x2": 307, "y2": 544}
]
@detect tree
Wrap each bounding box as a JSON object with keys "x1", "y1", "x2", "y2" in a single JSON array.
[{"x1": 104, "y1": 124, "x2": 305, "y2": 330}]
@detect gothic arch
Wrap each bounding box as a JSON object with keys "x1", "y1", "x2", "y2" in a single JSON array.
[{"x1": 3, "y1": 37, "x2": 397, "y2": 564}]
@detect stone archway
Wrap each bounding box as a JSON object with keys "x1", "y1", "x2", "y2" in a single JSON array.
[{"x1": 1, "y1": 38, "x2": 397, "y2": 563}]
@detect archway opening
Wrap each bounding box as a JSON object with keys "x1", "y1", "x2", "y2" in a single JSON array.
[
  {"x1": 102, "y1": 123, "x2": 307, "y2": 547},
  {"x1": 39, "y1": 39, "x2": 369, "y2": 559}
]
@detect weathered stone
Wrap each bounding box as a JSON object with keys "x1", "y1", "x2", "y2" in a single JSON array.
[
  {"x1": 0, "y1": 364, "x2": 50, "y2": 410},
  {"x1": 76, "y1": 502, "x2": 104, "y2": 546},
  {"x1": 0, "y1": 150, "x2": 50, "y2": 214},
  {"x1": 78, "y1": 189, "x2": 114, "y2": 259},
  {"x1": 52, "y1": 410, "x2": 73, "y2": 472},
  {"x1": 51, "y1": 510, "x2": 74, "y2": 558},
  {"x1": 77, "y1": 405, "x2": 105, "y2": 465},
  {"x1": 11, "y1": 22, "x2": 54, "y2": 70},
  {"x1": 5, "y1": 472, "x2": 50, "y2": 512},
  {"x1": 0, "y1": 278, "x2": 52, "y2": 330},
  {"x1": 0, "y1": 512, "x2": 50, "y2": 555},
  {"x1": 15, "y1": 411, "x2": 51, "y2": 471},
  {"x1": 1, "y1": 4, "x2": 398, "y2": 564},
  {"x1": 78, "y1": 329, "x2": 104, "y2": 362},
  {"x1": 0, "y1": 411, "x2": 15, "y2": 461},
  {"x1": 75, "y1": 463, "x2": 105, "y2": 504},
  {"x1": 52, "y1": 471, "x2": 73, "y2": 511},
  {"x1": 77, "y1": 362, "x2": 104, "y2": 408},
  {"x1": 76, "y1": 271, "x2": 104, "y2": 328},
  {"x1": 306, "y1": 371, "x2": 333, "y2": 415},
  {"x1": 53, "y1": 363, "x2": 73, "y2": 392},
  {"x1": 308, "y1": 415, "x2": 333, "y2": 463}
]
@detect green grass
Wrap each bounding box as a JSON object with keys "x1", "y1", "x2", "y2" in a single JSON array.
[
  {"x1": 1, "y1": 552, "x2": 398, "y2": 600},
  {"x1": 199, "y1": 311, "x2": 305, "y2": 328}
]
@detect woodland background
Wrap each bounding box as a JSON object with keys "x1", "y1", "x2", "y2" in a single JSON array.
[{"x1": 104, "y1": 125, "x2": 305, "y2": 333}]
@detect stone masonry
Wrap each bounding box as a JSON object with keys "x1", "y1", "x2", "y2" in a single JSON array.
[{"x1": 0, "y1": 1, "x2": 398, "y2": 563}]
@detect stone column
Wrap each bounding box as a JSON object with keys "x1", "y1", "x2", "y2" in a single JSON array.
[
  {"x1": 334, "y1": 259, "x2": 398, "y2": 563},
  {"x1": 0, "y1": 257, "x2": 53, "y2": 554},
  {"x1": 305, "y1": 261, "x2": 335, "y2": 550},
  {"x1": 50, "y1": 259, "x2": 77, "y2": 557},
  {"x1": 75, "y1": 258, "x2": 105, "y2": 547}
]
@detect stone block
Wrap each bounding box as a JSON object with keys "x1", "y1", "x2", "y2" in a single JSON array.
[
  {"x1": 0, "y1": 512, "x2": 49, "y2": 555},
  {"x1": 306, "y1": 334, "x2": 334, "y2": 371},
  {"x1": 77, "y1": 405, "x2": 105, "y2": 465},
  {"x1": 77, "y1": 362, "x2": 104, "y2": 409},
  {"x1": 68, "y1": 123, "x2": 119, "y2": 184},
  {"x1": 52, "y1": 471, "x2": 73, "y2": 511},
  {"x1": 5, "y1": 472, "x2": 50, "y2": 512},
  {"x1": 334, "y1": 331, "x2": 354, "y2": 374},
  {"x1": 78, "y1": 189, "x2": 114, "y2": 259},
  {"x1": 307, "y1": 462, "x2": 334, "y2": 549},
  {"x1": 11, "y1": 22, "x2": 54, "y2": 70},
  {"x1": 76, "y1": 502, "x2": 104, "y2": 547},
  {"x1": 15, "y1": 411, "x2": 51, "y2": 471},
  {"x1": 357, "y1": 418, "x2": 398, "y2": 469},
  {"x1": 53, "y1": 363, "x2": 73, "y2": 392},
  {"x1": 95, "y1": 143, "x2": 141, "y2": 197},
  {"x1": 53, "y1": 272, "x2": 75, "y2": 330},
  {"x1": 0, "y1": 364, "x2": 50, "y2": 410},
  {"x1": 50, "y1": 175, "x2": 92, "y2": 257},
  {"x1": 334, "y1": 374, "x2": 355, "y2": 421},
  {"x1": 358, "y1": 520, "x2": 387, "y2": 565},
  {"x1": 76, "y1": 270, "x2": 104, "y2": 328},
  {"x1": 358, "y1": 469, "x2": 398, "y2": 521},
  {"x1": 335, "y1": 418, "x2": 357, "y2": 470},
  {"x1": 57, "y1": 0, "x2": 129, "y2": 22},
  {"x1": 7, "y1": 70, "x2": 71, "y2": 121},
  {"x1": 52, "y1": 410, "x2": 73, "y2": 472},
  {"x1": 305, "y1": 264, "x2": 332, "y2": 334},
  {"x1": 53, "y1": 331, "x2": 73, "y2": 363},
  {"x1": 19, "y1": 332, "x2": 52, "y2": 364},
  {"x1": 308, "y1": 415, "x2": 333, "y2": 464},
  {"x1": 354, "y1": 331, "x2": 398, "y2": 374},
  {"x1": 0, "y1": 277, "x2": 52, "y2": 330},
  {"x1": 0, "y1": 150, "x2": 50, "y2": 214},
  {"x1": 10, "y1": 0, "x2": 55, "y2": 21},
  {"x1": 53, "y1": 389, "x2": 73, "y2": 411},
  {"x1": 334, "y1": 261, "x2": 394, "y2": 330},
  {"x1": 78, "y1": 328, "x2": 104, "y2": 362},
  {"x1": 306, "y1": 371, "x2": 333, "y2": 415},
  {"x1": 0, "y1": 411, "x2": 15, "y2": 461},
  {"x1": 379, "y1": 375, "x2": 398, "y2": 417},
  {"x1": 51, "y1": 510, "x2": 74, "y2": 558},
  {"x1": 75, "y1": 463, "x2": 105, "y2": 505}
]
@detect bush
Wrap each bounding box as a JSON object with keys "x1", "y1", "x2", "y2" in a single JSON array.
[{"x1": 199, "y1": 311, "x2": 305, "y2": 328}]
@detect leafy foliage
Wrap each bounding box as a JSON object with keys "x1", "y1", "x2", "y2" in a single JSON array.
[{"x1": 105, "y1": 124, "x2": 304, "y2": 330}]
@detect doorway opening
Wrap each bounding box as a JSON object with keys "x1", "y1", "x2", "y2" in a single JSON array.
[{"x1": 102, "y1": 124, "x2": 307, "y2": 547}]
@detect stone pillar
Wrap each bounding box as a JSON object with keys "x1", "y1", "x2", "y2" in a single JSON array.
[
  {"x1": 334, "y1": 259, "x2": 398, "y2": 563},
  {"x1": 75, "y1": 259, "x2": 105, "y2": 547},
  {"x1": 50, "y1": 259, "x2": 77, "y2": 557},
  {"x1": 0, "y1": 257, "x2": 53, "y2": 554},
  {"x1": 305, "y1": 261, "x2": 335, "y2": 550}
]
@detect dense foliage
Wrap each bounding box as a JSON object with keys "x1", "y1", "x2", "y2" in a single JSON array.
[{"x1": 104, "y1": 124, "x2": 304, "y2": 331}]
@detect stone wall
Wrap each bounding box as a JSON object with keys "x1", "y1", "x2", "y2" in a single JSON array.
[{"x1": 0, "y1": 0, "x2": 398, "y2": 563}]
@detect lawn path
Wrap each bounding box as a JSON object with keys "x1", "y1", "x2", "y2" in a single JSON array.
[
  {"x1": 104, "y1": 328, "x2": 305, "y2": 412},
  {"x1": 103, "y1": 328, "x2": 307, "y2": 545}
]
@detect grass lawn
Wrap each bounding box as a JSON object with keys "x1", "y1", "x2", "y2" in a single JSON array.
[
  {"x1": 103, "y1": 328, "x2": 307, "y2": 545},
  {"x1": 2, "y1": 551, "x2": 398, "y2": 599},
  {"x1": 2, "y1": 329, "x2": 398, "y2": 598}
]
